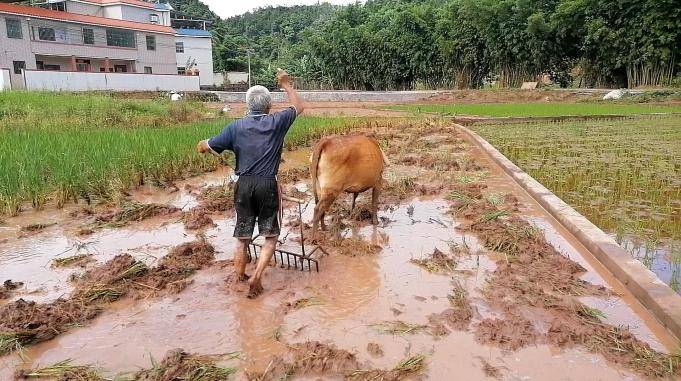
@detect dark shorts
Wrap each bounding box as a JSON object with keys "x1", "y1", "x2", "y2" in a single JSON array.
[{"x1": 233, "y1": 176, "x2": 280, "y2": 239}]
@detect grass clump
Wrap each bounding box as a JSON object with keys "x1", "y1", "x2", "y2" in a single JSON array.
[
  {"x1": 411, "y1": 248, "x2": 457, "y2": 273},
  {"x1": 371, "y1": 321, "x2": 428, "y2": 335},
  {"x1": 347, "y1": 354, "x2": 427, "y2": 381}
]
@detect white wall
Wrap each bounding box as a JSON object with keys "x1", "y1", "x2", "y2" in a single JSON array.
[
  {"x1": 23, "y1": 70, "x2": 199, "y2": 91},
  {"x1": 0, "y1": 69, "x2": 11, "y2": 90},
  {"x1": 175, "y1": 35, "x2": 214, "y2": 86}
]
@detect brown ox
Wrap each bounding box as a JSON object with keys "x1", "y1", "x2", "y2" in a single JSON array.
[{"x1": 310, "y1": 134, "x2": 387, "y2": 239}]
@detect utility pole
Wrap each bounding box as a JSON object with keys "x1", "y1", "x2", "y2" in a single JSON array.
[{"x1": 246, "y1": 49, "x2": 253, "y2": 87}]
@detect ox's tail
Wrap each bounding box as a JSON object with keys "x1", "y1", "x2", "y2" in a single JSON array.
[{"x1": 310, "y1": 137, "x2": 329, "y2": 204}]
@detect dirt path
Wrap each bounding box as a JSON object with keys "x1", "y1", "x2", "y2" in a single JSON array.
[{"x1": 0, "y1": 121, "x2": 678, "y2": 380}]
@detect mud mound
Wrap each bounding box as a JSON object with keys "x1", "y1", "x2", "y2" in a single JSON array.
[
  {"x1": 94, "y1": 202, "x2": 180, "y2": 227},
  {"x1": 428, "y1": 282, "x2": 474, "y2": 334},
  {"x1": 131, "y1": 240, "x2": 215, "y2": 298},
  {"x1": 196, "y1": 184, "x2": 235, "y2": 213},
  {"x1": 1, "y1": 240, "x2": 215, "y2": 355},
  {"x1": 135, "y1": 349, "x2": 236, "y2": 381},
  {"x1": 367, "y1": 342, "x2": 384, "y2": 358},
  {"x1": 182, "y1": 208, "x2": 215, "y2": 230},
  {"x1": 279, "y1": 167, "x2": 310, "y2": 184},
  {"x1": 327, "y1": 237, "x2": 382, "y2": 257},
  {"x1": 475, "y1": 317, "x2": 538, "y2": 351},
  {"x1": 0, "y1": 280, "x2": 23, "y2": 300},
  {"x1": 0, "y1": 298, "x2": 100, "y2": 353},
  {"x1": 411, "y1": 248, "x2": 457, "y2": 273},
  {"x1": 249, "y1": 341, "x2": 360, "y2": 381},
  {"x1": 546, "y1": 305, "x2": 681, "y2": 379}
]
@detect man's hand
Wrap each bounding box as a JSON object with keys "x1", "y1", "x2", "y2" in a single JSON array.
[
  {"x1": 276, "y1": 68, "x2": 293, "y2": 88},
  {"x1": 196, "y1": 140, "x2": 211, "y2": 154}
]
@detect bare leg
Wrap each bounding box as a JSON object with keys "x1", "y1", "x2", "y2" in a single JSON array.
[
  {"x1": 371, "y1": 183, "x2": 381, "y2": 225},
  {"x1": 248, "y1": 236, "x2": 277, "y2": 298},
  {"x1": 234, "y1": 238, "x2": 250, "y2": 281}
]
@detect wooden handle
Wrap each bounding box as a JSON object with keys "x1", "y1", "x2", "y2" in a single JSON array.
[{"x1": 282, "y1": 195, "x2": 305, "y2": 204}]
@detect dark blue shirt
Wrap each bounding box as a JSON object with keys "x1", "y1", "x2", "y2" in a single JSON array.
[{"x1": 207, "y1": 107, "x2": 297, "y2": 178}]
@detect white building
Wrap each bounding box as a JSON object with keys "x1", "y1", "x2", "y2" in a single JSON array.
[
  {"x1": 1, "y1": 0, "x2": 216, "y2": 90},
  {"x1": 174, "y1": 27, "x2": 214, "y2": 87}
]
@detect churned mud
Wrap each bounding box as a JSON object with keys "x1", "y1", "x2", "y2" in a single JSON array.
[
  {"x1": 0, "y1": 119, "x2": 679, "y2": 380},
  {"x1": 0, "y1": 280, "x2": 23, "y2": 300}
]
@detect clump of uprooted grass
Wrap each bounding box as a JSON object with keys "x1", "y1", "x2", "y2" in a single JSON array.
[
  {"x1": 428, "y1": 281, "x2": 475, "y2": 335},
  {"x1": 411, "y1": 247, "x2": 457, "y2": 273},
  {"x1": 52, "y1": 254, "x2": 94, "y2": 268},
  {"x1": 93, "y1": 201, "x2": 181, "y2": 229},
  {"x1": 371, "y1": 320, "x2": 428, "y2": 335},
  {"x1": 15, "y1": 349, "x2": 239, "y2": 381},
  {"x1": 16, "y1": 360, "x2": 103, "y2": 380},
  {"x1": 326, "y1": 236, "x2": 382, "y2": 257},
  {"x1": 347, "y1": 354, "x2": 427, "y2": 381},
  {"x1": 20, "y1": 222, "x2": 57, "y2": 233},
  {"x1": 0, "y1": 239, "x2": 214, "y2": 355}
]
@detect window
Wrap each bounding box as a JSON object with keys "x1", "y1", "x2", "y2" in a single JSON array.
[
  {"x1": 144, "y1": 66, "x2": 153, "y2": 74},
  {"x1": 177, "y1": 66, "x2": 186, "y2": 75},
  {"x1": 146, "y1": 35, "x2": 156, "y2": 50},
  {"x1": 44, "y1": 64, "x2": 61, "y2": 71},
  {"x1": 76, "y1": 59, "x2": 90, "y2": 72},
  {"x1": 175, "y1": 42, "x2": 184, "y2": 53},
  {"x1": 149, "y1": 14, "x2": 159, "y2": 24},
  {"x1": 36, "y1": 60, "x2": 44, "y2": 70},
  {"x1": 38, "y1": 27, "x2": 56, "y2": 41},
  {"x1": 106, "y1": 28, "x2": 135, "y2": 48},
  {"x1": 82, "y1": 28, "x2": 94, "y2": 45},
  {"x1": 6, "y1": 19, "x2": 22, "y2": 39},
  {"x1": 44, "y1": 2, "x2": 66, "y2": 11},
  {"x1": 13, "y1": 61, "x2": 25, "y2": 75}
]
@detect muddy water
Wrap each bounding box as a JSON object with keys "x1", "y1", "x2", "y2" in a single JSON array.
[{"x1": 0, "y1": 149, "x2": 678, "y2": 380}]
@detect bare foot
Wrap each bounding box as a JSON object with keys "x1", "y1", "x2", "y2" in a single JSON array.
[
  {"x1": 371, "y1": 215, "x2": 379, "y2": 225},
  {"x1": 247, "y1": 280, "x2": 264, "y2": 298}
]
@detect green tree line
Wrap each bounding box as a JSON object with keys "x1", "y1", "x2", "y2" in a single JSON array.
[{"x1": 171, "y1": 0, "x2": 681, "y2": 90}]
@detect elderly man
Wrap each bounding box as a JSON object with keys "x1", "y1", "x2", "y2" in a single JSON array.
[{"x1": 197, "y1": 70, "x2": 304, "y2": 297}]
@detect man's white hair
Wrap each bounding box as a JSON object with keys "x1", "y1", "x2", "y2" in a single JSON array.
[{"x1": 246, "y1": 85, "x2": 271, "y2": 113}]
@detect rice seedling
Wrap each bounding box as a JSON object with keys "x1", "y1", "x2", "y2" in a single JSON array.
[
  {"x1": 473, "y1": 115, "x2": 681, "y2": 292},
  {"x1": 390, "y1": 102, "x2": 681, "y2": 117},
  {"x1": 0, "y1": 92, "x2": 355, "y2": 216}
]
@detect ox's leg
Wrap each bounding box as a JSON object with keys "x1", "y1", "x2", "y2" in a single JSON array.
[
  {"x1": 351, "y1": 193, "x2": 358, "y2": 211},
  {"x1": 371, "y1": 181, "x2": 382, "y2": 225},
  {"x1": 312, "y1": 194, "x2": 335, "y2": 240}
]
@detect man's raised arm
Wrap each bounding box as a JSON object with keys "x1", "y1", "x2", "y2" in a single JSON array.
[{"x1": 277, "y1": 68, "x2": 305, "y2": 115}]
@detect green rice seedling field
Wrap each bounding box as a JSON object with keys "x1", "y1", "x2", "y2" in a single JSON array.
[
  {"x1": 390, "y1": 102, "x2": 681, "y2": 117},
  {"x1": 473, "y1": 115, "x2": 681, "y2": 291},
  {"x1": 0, "y1": 92, "x2": 351, "y2": 215}
]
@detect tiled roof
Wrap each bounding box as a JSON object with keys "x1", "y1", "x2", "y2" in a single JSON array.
[
  {"x1": 83, "y1": 0, "x2": 157, "y2": 10},
  {"x1": 175, "y1": 28, "x2": 211, "y2": 37},
  {"x1": 0, "y1": 3, "x2": 175, "y2": 34}
]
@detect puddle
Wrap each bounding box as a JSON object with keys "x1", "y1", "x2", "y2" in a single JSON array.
[{"x1": 615, "y1": 236, "x2": 680, "y2": 295}]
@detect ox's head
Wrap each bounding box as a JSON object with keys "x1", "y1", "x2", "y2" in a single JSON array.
[{"x1": 246, "y1": 85, "x2": 271, "y2": 115}]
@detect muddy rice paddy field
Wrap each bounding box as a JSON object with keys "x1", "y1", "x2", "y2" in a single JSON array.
[{"x1": 1, "y1": 92, "x2": 681, "y2": 380}]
